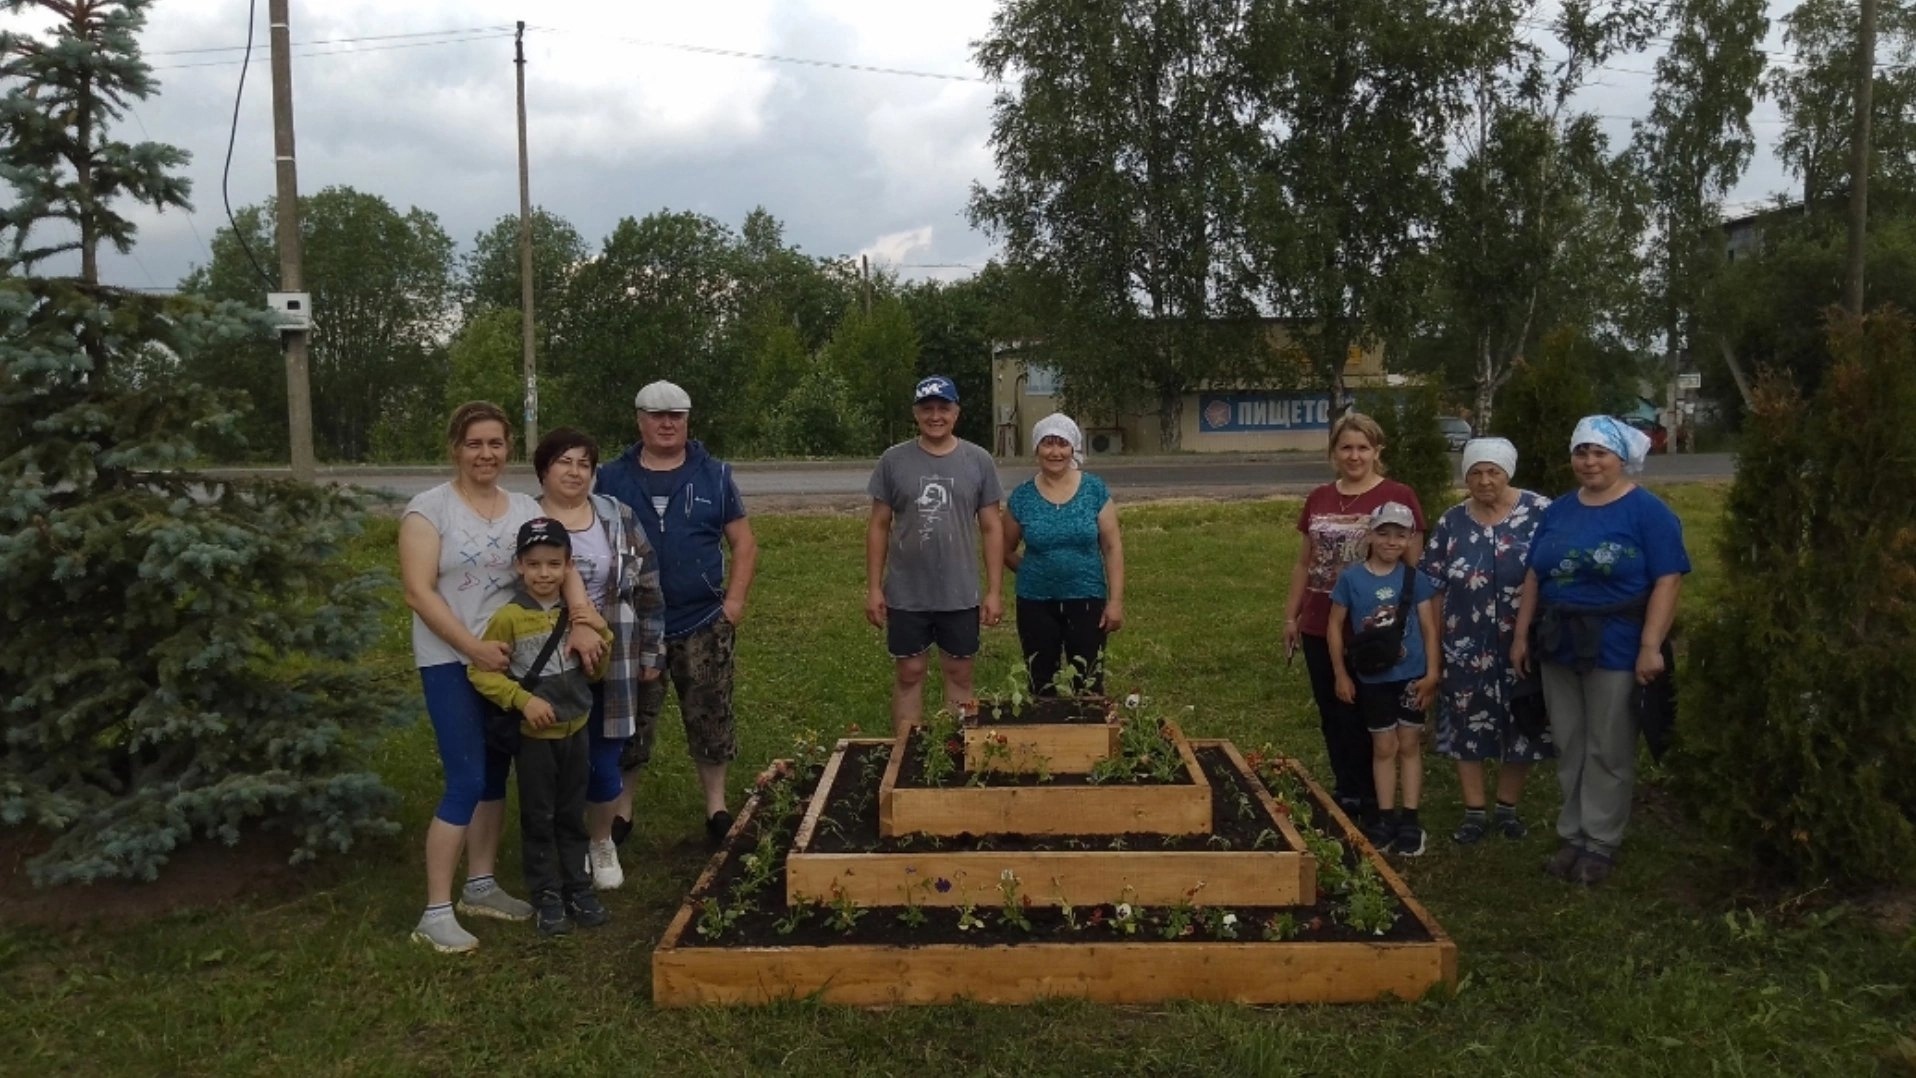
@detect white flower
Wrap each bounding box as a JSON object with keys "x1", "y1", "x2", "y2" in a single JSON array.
[
  {"x1": 1593, "y1": 545, "x2": 1617, "y2": 565},
  {"x1": 1124, "y1": 693, "x2": 1142, "y2": 710},
  {"x1": 1116, "y1": 903, "x2": 1133, "y2": 920},
  {"x1": 1221, "y1": 913, "x2": 1238, "y2": 927},
  {"x1": 1000, "y1": 869, "x2": 1016, "y2": 883}
]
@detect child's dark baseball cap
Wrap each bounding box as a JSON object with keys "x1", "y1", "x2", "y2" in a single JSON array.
[{"x1": 516, "y1": 517, "x2": 571, "y2": 557}]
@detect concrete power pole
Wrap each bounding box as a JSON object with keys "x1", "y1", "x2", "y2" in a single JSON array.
[
  {"x1": 516, "y1": 22, "x2": 538, "y2": 455},
  {"x1": 268, "y1": 0, "x2": 315, "y2": 482}
]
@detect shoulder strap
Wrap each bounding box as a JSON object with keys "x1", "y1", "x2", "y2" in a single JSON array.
[
  {"x1": 516, "y1": 605, "x2": 571, "y2": 691},
  {"x1": 1392, "y1": 564, "x2": 1416, "y2": 639}
]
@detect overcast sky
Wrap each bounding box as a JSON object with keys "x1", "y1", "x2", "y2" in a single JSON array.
[{"x1": 5, "y1": 0, "x2": 1805, "y2": 295}]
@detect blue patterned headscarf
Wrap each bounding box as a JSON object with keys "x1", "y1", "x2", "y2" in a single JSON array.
[{"x1": 1570, "y1": 415, "x2": 1651, "y2": 475}]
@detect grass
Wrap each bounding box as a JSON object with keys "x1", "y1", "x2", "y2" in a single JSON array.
[{"x1": 4, "y1": 486, "x2": 1913, "y2": 1076}]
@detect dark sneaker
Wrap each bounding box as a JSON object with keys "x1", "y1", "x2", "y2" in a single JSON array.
[
  {"x1": 1451, "y1": 816, "x2": 1488, "y2": 846},
  {"x1": 1361, "y1": 819, "x2": 1395, "y2": 854},
  {"x1": 567, "y1": 892, "x2": 610, "y2": 928},
  {"x1": 1394, "y1": 823, "x2": 1427, "y2": 858},
  {"x1": 1543, "y1": 842, "x2": 1582, "y2": 880},
  {"x1": 534, "y1": 901, "x2": 573, "y2": 937},
  {"x1": 1497, "y1": 813, "x2": 1529, "y2": 840},
  {"x1": 705, "y1": 810, "x2": 734, "y2": 848},
  {"x1": 1571, "y1": 851, "x2": 1616, "y2": 887}
]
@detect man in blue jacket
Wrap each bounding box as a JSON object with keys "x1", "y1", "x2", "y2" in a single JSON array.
[{"x1": 596, "y1": 381, "x2": 759, "y2": 847}]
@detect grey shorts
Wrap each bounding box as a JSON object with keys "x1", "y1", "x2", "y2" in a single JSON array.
[{"x1": 625, "y1": 616, "x2": 738, "y2": 767}]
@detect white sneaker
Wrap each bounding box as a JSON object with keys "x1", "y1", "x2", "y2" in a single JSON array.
[
  {"x1": 411, "y1": 911, "x2": 478, "y2": 953},
  {"x1": 589, "y1": 837, "x2": 624, "y2": 891}
]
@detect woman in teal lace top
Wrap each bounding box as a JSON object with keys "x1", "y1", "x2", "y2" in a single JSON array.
[{"x1": 1003, "y1": 413, "x2": 1126, "y2": 696}]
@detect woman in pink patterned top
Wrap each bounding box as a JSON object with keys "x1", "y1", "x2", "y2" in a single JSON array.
[{"x1": 1280, "y1": 412, "x2": 1426, "y2": 822}]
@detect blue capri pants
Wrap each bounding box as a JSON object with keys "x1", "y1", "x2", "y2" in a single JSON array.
[
  {"x1": 421, "y1": 662, "x2": 512, "y2": 826},
  {"x1": 585, "y1": 683, "x2": 628, "y2": 805}
]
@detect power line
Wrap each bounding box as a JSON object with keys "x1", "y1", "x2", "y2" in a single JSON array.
[
  {"x1": 146, "y1": 25, "x2": 515, "y2": 57},
  {"x1": 151, "y1": 30, "x2": 514, "y2": 71},
  {"x1": 220, "y1": 0, "x2": 273, "y2": 289},
  {"x1": 523, "y1": 24, "x2": 990, "y2": 84},
  {"x1": 127, "y1": 103, "x2": 216, "y2": 270}
]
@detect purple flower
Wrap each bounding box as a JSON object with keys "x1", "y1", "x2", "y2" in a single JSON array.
[{"x1": 934, "y1": 878, "x2": 953, "y2": 893}]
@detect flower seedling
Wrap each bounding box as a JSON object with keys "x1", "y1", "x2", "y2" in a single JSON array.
[
  {"x1": 1110, "y1": 901, "x2": 1144, "y2": 936},
  {"x1": 773, "y1": 894, "x2": 818, "y2": 936},
  {"x1": 896, "y1": 876, "x2": 931, "y2": 929},
  {"x1": 825, "y1": 883, "x2": 865, "y2": 934},
  {"x1": 695, "y1": 896, "x2": 743, "y2": 940},
  {"x1": 955, "y1": 901, "x2": 987, "y2": 932},
  {"x1": 997, "y1": 870, "x2": 1033, "y2": 933},
  {"x1": 1200, "y1": 908, "x2": 1240, "y2": 940},
  {"x1": 1338, "y1": 861, "x2": 1398, "y2": 936},
  {"x1": 1261, "y1": 912, "x2": 1300, "y2": 941}
]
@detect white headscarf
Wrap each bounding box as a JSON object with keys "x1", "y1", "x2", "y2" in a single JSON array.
[
  {"x1": 1031, "y1": 412, "x2": 1084, "y2": 470},
  {"x1": 1460, "y1": 437, "x2": 1518, "y2": 482},
  {"x1": 1570, "y1": 415, "x2": 1652, "y2": 475}
]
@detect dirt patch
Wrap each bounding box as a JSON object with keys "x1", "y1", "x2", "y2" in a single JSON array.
[{"x1": 0, "y1": 828, "x2": 327, "y2": 928}]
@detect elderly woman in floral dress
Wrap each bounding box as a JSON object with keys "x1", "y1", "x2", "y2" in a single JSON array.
[{"x1": 1420, "y1": 438, "x2": 1552, "y2": 846}]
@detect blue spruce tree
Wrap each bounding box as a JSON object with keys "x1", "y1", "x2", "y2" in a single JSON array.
[{"x1": 1, "y1": 0, "x2": 401, "y2": 884}]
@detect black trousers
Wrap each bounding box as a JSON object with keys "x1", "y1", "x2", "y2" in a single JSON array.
[
  {"x1": 517, "y1": 724, "x2": 591, "y2": 903},
  {"x1": 1016, "y1": 598, "x2": 1108, "y2": 696},
  {"x1": 1300, "y1": 632, "x2": 1377, "y2": 810}
]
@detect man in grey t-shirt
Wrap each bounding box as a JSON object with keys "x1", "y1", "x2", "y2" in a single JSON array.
[{"x1": 866, "y1": 375, "x2": 1005, "y2": 736}]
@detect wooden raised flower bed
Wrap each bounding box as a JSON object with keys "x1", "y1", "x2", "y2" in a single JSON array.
[
  {"x1": 650, "y1": 748, "x2": 1458, "y2": 1008},
  {"x1": 879, "y1": 721, "x2": 1211, "y2": 838},
  {"x1": 787, "y1": 738, "x2": 1314, "y2": 908},
  {"x1": 960, "y1": 696, "x2": 1120, "y2": 773}
]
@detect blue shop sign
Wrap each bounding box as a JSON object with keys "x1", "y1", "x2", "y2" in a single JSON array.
[{"x1": 1198, "y1": 392, "x2": 1334, "y2": 433}]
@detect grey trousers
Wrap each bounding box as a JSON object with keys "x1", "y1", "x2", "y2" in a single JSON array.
[{"x1": 1541, "y1": 663, "x2": 1638, "y2": 856}]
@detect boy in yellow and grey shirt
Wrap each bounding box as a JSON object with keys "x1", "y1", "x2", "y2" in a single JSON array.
[{"x1": 470, "y1": 517, "x2": 614, "y2": 937}]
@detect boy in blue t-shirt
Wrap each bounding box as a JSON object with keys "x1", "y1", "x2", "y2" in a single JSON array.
[{"x1": 1328, "y1": 502, "x2": 1441, "y2": 857}]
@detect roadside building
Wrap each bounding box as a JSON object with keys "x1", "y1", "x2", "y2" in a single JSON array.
[{"x1": 989, "y1": 321, "x2": 1401, "y2": 457}]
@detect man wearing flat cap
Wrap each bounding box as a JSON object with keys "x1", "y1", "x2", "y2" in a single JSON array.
[{"x1": 596, "y1": 381, "x2": 758, "y2": 847}]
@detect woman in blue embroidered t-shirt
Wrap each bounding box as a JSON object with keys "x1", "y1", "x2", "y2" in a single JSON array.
[
  {"x1": 1003, "y1": 414, "x2": 1126, "y2": 696},
  {"x1": 1513, "y1": 415, "x2": 1690, "y2": 888}
]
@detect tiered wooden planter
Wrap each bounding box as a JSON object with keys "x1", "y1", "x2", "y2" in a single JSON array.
[
  {"x1": 787, "y1": 738, "x2": 1314, "y2": 908},
  {"x1": 960, "y1": 699, "x2": 1120, "y2": 773},
  {"x1": 880, "y1": 721, "x2": 1211, "y2": 838},
  {"x1": 651, "y1": 746, "x2": 1458, "y2": 1007}
]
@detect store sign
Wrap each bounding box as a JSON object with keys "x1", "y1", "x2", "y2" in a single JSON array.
[{"x1": 1198, "y1": 392, "x2": 1334, "y2": 432}]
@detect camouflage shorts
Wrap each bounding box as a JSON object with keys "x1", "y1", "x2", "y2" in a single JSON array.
[{"x1": 622, "y1": 615, "x2": 738, "y2": 769}]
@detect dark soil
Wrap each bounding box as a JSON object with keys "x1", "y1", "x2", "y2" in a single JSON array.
[
  {"x1": 895, "y1": 726, "x2": 1193, "y2": 788},
  {"x1": 0, "y1": 827, "x2": 336, "y2": 928},
  {"x1": 677, "y1": 749, "x2": 1431, "y2": 949},
  {"x1": 969, "y1": 695, "x2": 1113, "y2": 725},
  {"x1": 807, "y1": 743, "x2": 1294, "y2": 855}
]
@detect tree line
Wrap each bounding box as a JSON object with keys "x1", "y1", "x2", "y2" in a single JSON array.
[{"x1": 166, "y1": 0, "x2": 1916, "y2": 463}]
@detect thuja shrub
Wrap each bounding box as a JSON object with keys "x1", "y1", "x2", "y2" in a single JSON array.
[
  {"x1": 1491, "y1": 329, "x2": 1598, "y2": 498},
  {"x1": 1675, "y1": 310, "x2": 1916, "y2": 886}
]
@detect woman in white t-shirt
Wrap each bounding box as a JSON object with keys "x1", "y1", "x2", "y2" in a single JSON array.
[{"x1": 398, "y1": 401, "x2": 602, "y2": 953}]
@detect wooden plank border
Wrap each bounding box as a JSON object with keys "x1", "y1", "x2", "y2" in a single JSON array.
[
  {"x1": 788, "y1": 737, "x2": 1312, "y2": 908},
  {"x1": 879, "y1": 722, "x2": 1211, "y2": 838}
]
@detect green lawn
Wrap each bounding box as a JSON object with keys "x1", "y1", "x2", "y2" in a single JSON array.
[{"x1": 4, "y1": 486, "x2": 1913, "y2": 1076}]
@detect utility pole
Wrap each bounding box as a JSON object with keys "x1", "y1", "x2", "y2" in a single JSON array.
[
  {"x1": 268, "y1": 0, "x2": 315, "y2": 482},
  {"x1": 1845, "y1": 0, "x2": 1878, "y2": 316},
  {"x1": 516, "y1": 22, "x2": 538, "y2": 455}
]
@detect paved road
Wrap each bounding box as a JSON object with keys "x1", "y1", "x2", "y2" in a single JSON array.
[{"x1": 244, "y1": 451, "x2": 1735, "y2": 511}]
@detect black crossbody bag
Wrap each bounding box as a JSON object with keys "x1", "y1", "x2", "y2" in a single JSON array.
[
  {"x1": 1346, "y1": 565, "x2": 1415, "y2": 677},
  {"x1": 481, "y1": 606, "x2": 570, "y2": 756}
]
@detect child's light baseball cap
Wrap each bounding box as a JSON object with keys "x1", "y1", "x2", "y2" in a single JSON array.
[{"x1": 1368, "y1": 501, "x2": 1416, "y2": 532}]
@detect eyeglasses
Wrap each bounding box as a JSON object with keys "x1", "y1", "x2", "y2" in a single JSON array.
[{"x1": 642, "y1": 411, "x2": 689, "y2": 422}]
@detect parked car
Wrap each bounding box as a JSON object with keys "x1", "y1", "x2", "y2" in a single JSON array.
[
  {"x1": 1438, "y1": 416, "x2": 1472, "y2": 451},
  {"x1": 1623, "y1": 415, "x2": 1669, "y2": 454}
]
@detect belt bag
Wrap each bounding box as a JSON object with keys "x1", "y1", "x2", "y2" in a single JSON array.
[{"x1": 1346, "y1": 565, "x2": 1415, "y2": 677}]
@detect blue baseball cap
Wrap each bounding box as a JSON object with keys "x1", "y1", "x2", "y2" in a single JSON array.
[{"x1": 914, "y1": 375, "x2": 959, "y2": 404}]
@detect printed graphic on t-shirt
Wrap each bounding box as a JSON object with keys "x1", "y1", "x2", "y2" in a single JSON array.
[
  {"x1": 1357, "y1": 583, "x2": 1402, "y2": 632},
  {"x1": 1306, "y1": 514, "x2": 1371, "y2": 593},
  {"x1": 456, "y1": 525, "x2": 514, "y2": 594},
  {"x1": 650, "y1": 496, "x2": 669, "y2": 521},
  {"x1": 1547, "y1": 540, "x2": 1640, "y2": 583},
  {"x1": 915, "y1": 474, "x2": 954, "y2": 544}
]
